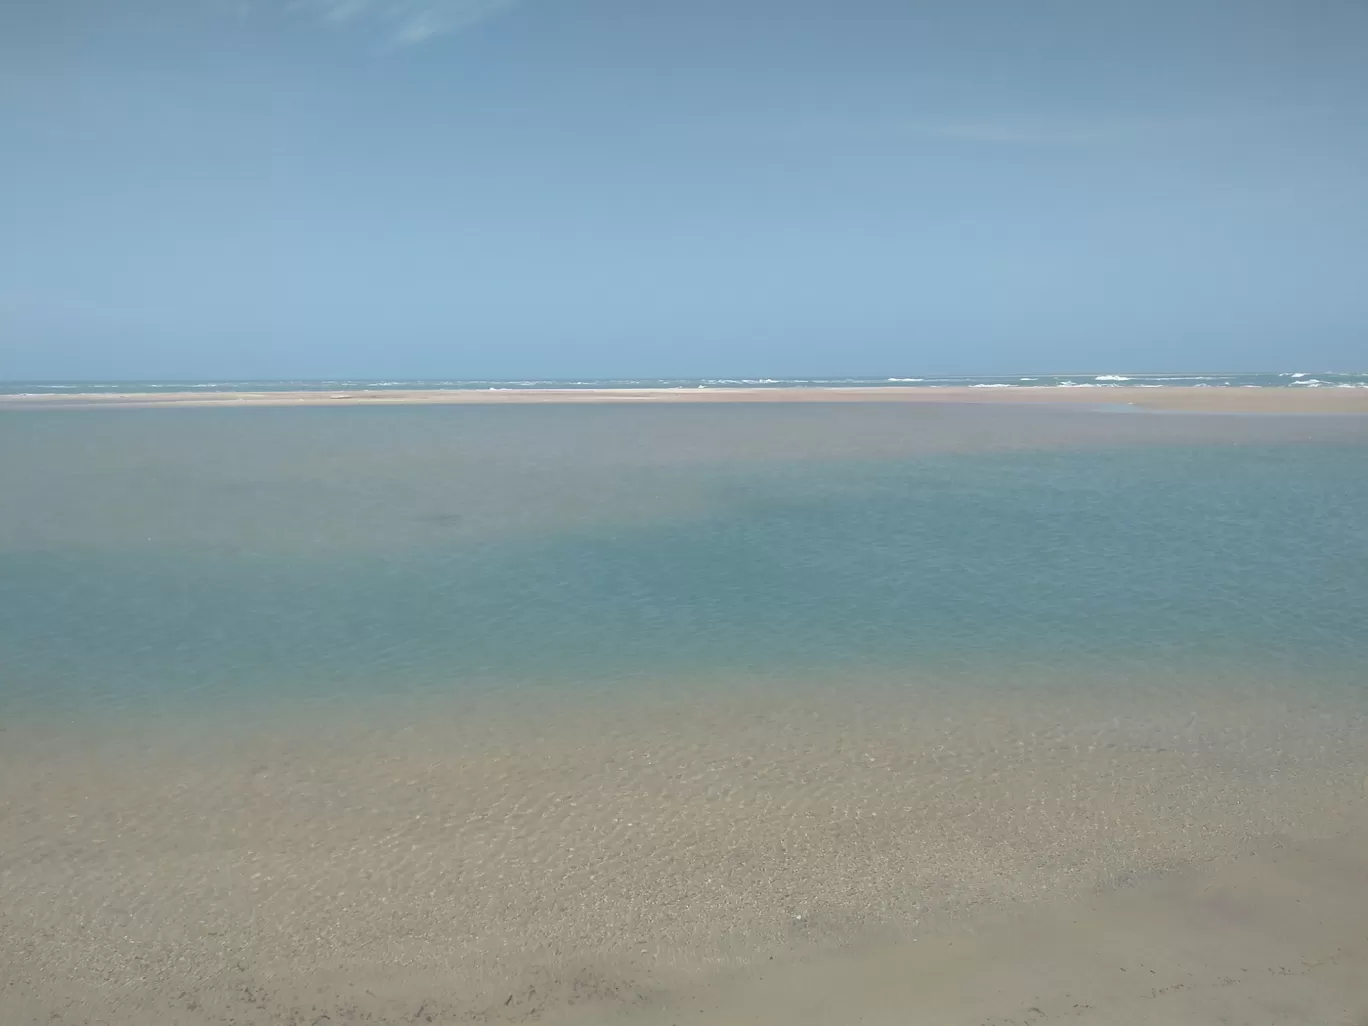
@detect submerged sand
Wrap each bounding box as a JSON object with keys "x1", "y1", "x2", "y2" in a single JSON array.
[
  {"x1": 3, "y1": 668, "x2": 1366, "y2": 1025},
  {"x1": 603, "y1": 827, "x2": 1368, "y2": 1026},
  {"x1": 5, "y1": 384, "x2": 1368, "y2": 413}
]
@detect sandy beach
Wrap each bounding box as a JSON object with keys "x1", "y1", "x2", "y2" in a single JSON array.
[
  {"x1": 4, "y1": 398, "x2": 1367, "y2": 1026},
  {"x1": 5, "y1": 385, "x2": 1368, "y2": 413},
  {"x1": 13, "y1": 0, "x2": 1368, "y2": 1020},
  {"x1": 3, "y1": 671, "x2": 1367, "y2": 1026},
  {"x1": 598, "y1": 826, "x2": 1368, "y2": 1026}
]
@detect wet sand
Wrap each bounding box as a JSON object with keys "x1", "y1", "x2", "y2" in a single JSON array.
[
  {"x1": 5, "y1": 385, "x2": 1368, "y2": 412},
  {"x1": 3, "y1": 670, "x2": 1366, "y2": 1026},
  {"x1": 598, "y1": 827, "x2": 1368, "y2": 1026}
]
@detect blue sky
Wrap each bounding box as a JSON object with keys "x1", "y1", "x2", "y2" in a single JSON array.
[{"x1": 3, "y1": 0, "x2": 1366, "y2": 379}]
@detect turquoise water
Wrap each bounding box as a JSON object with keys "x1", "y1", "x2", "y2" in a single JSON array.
[{"x1": 3, "y1": 403, "x2": 1366, "y2": 718}]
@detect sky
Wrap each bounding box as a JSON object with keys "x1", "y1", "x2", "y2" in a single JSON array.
[{"x1": 2, "y1": 0, "x2": 1367, "y2": 380}]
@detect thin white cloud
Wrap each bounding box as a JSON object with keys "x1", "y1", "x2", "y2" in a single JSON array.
[{"x1": 293, "y1": 0, "x2": 521, "y2": 44}]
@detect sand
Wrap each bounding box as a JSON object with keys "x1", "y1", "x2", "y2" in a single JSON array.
[
  {"x1": 3, "y1": 669, "x2": 1367, "y2": 1026},
  {"x1": 597, "y1": 828, "x2": 1368, "y2": 1026},
  {"x1": 4, "y1": 384, "x2": 1368, "y2": 413}
]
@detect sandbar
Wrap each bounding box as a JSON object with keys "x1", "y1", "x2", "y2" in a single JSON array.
[{"x1": 4, "y1": 385, "x2": 1368, "y2": 412}]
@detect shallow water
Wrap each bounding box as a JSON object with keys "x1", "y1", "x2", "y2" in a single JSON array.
[{"x1": 2, "y1": 402, "x2": 1367, "y2": 1025}]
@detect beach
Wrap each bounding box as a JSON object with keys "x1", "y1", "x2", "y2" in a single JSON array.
[
  {"x1": 600, "y1": 826, "x2": 1368, "y2": 1026},
  {"x1": 3, "y1": 399, "x2": 1367, "y2": 1025},
  {"x1": 14, "y1": 0, "x2": 1368, "y2": 1016},
  {"x1": 4, "y1": 668, "x2": 1367, "y2": 1026},
  {"x1": 5, "y1": 670, "x2": 1367, "y2": 1026},
  {"x1": 4, "y1": 384, "x2": 1368, "y2": 413}
]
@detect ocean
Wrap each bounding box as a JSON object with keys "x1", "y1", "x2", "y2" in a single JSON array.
[
  {"x1": 2, "y1": 399, "x2": 1367, "y2": 1024},
  {"x1": 2, "y1": 370, "x2": 1368, "y2": 395}
]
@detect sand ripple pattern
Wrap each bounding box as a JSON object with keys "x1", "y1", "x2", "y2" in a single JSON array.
[{"x1": 3, "y1": 675, "x2": 1366, "y2": 1025}]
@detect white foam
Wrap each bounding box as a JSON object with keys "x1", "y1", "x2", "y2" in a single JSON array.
[{"x1": 1095, "y1": 375, "x2": 1131, "y2": 381}]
